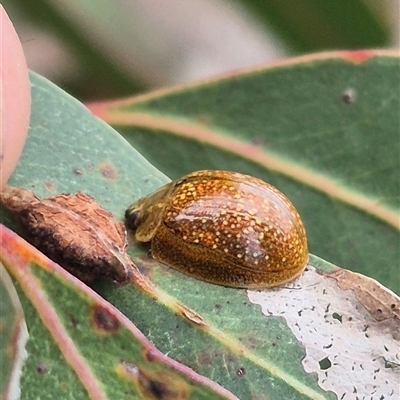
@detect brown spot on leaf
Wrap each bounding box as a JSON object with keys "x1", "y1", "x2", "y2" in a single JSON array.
[
  {"x1": 138, "y1": 370, "x2": 190, "y2": 400},
  {"x1": 99, "y1": 161, "x2": 118, "y2": 180},
  {"x1": 145, "y1": 349, "x2": 157, "y2": 362},
  {"x1": 91, "y1": 305, "x2": 120, "y2": 333},
  {"x1": 331, "y1": 269, "x2": 400, "y2": 322},
  {"x1": 118, "y1": 361, "x2": 190, "y2": 400},
  {"x1": 36, "y1": 362, "x2": 48, "y2": 374}
]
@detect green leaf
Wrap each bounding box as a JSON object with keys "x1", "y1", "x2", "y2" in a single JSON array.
[
  {"x1": 0, "y1": 226, "x2": 237, "y2": 400},
  {"x1": 1, "y1": 64, "x2": 398, "y2": 399},
  {"x1": 89, "y1": 50, "x2": 400, "y2": 295},
  {"x1": 0, "y1": 71, "x2": 306, "y2": 399},
  {"x1": 0, "y1": 70, "x2": 327, "y2": 399}
]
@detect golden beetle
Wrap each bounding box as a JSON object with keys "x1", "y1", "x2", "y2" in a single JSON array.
[{"x1": 125, "y1": 170, "x2": 308, "y2": 288}]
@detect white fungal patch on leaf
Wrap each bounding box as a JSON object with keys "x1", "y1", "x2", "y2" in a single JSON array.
[{"x1": 247, "y1": 266, "x2": 400, "y2": 400}]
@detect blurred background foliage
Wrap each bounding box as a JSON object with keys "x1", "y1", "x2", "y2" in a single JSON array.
[{"x1": 3, "y1": 0, "x2": 398, "y2": 100}]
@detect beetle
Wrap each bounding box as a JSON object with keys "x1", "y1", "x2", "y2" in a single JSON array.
[{"x1": 125, "y1": 170, "x2": 308, "y2": 288}]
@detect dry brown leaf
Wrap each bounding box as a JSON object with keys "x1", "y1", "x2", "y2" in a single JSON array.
[
  {"x1": 331, "y1": 268, "x2": 400, "y2": 324},
  {"x1": 0, "y1": 186, "x2": 135, "y2": 284}
]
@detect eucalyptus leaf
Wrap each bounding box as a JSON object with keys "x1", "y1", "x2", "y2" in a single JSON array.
[
  {"x1": 89, "y1": 51, "x2": 400, "y2": 295},
  {"x1": 1, "y1": 61, "x2": 398, "y2": 399}
]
